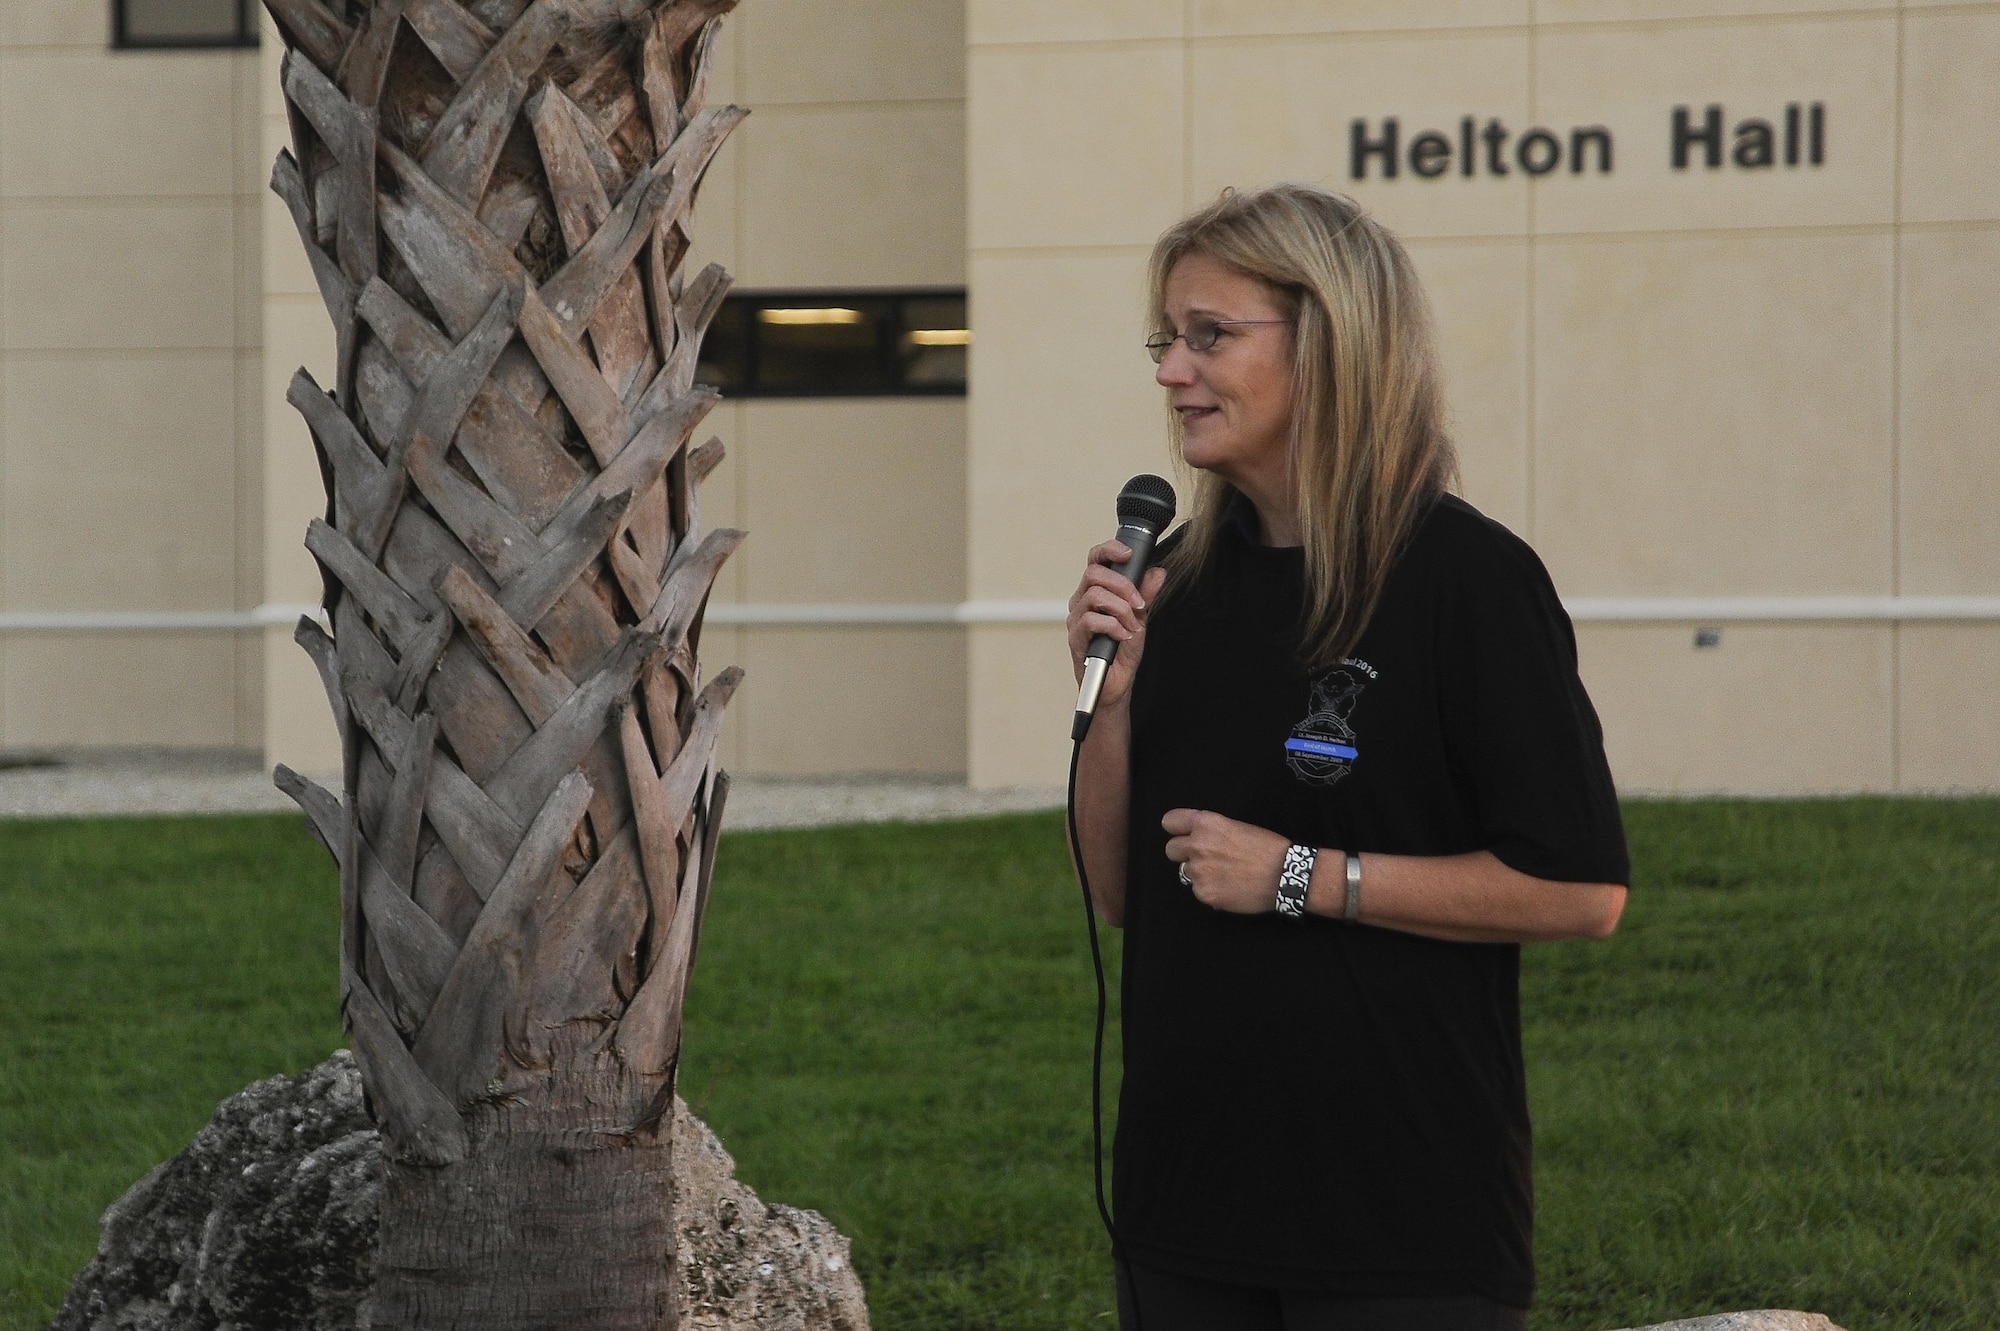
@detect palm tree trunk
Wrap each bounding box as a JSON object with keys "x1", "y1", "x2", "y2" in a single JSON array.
[{"x1": 262, "y1": 0, "x2": 745, "y2": 1324}]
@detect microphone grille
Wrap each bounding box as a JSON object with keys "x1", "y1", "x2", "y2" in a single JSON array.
[{"x1": 1117, "y1": 473, "x2": 1178, "y2": 530}]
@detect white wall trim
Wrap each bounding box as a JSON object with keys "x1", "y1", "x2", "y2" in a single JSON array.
[
  {"x1": 1, "y1": 596, "x2": 1996, "y2": 634},
  {"x1": 1563, "y1": 596, "x2": 2000, "y2": 623},
  {"x1": 707, "y1": 602, "x2": 965, "y2": 626},
  {"x1": 915, "y1": 597, "x2": 2000, "y2": 625},
  {"x1": 0, "y1": 604, "x2": 328, "y2": 633},
  {"x1": 951, "y1": 600, "x2": 1072, "y2": 624}
]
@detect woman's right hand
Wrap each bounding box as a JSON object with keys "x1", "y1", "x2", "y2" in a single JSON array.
[{"x1": 1066, "y1": 542, "x2": 1169, "y2": 715}]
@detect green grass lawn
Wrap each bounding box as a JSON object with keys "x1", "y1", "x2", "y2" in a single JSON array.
[{"x1": 2, "y1": 800, "x2": 1996, "y2": 1330}]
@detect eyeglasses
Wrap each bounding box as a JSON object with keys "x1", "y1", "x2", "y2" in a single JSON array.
[{"x1": 1145, "y1": 316, "x2": 1288, "y2": 364}]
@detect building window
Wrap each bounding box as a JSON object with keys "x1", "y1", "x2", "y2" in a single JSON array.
[
  {"x1": 697, "y1": 290, "x2": 967, "y2": 398},
  {"x1": 113, "y1": 0, "x2": 258, "y2": 49}
]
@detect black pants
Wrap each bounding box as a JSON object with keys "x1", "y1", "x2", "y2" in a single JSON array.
[{"x1": 1117, "y1": 1259, "x2": 1529, "y2": 1331}]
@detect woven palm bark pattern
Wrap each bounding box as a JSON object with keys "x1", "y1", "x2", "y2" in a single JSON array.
[{"x1": 263, "y1": 0, "x2": 745, "y2": 1171}]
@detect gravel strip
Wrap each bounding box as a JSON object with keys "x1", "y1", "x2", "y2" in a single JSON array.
[
  {"x1": 721, "y1": 774, "x2": 1065, "y2": 829},
  {"x1": 0, "y1": 749, "x2": 1063, "y2": 828}
]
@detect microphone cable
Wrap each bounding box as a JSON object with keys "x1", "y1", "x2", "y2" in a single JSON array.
[
  {"x1": 1066, "y1": 473, "x2": 1173, "y2": 1330},
  {"x1": 1065, "y1": 736, "x2": 1146, "y2": 1331}
]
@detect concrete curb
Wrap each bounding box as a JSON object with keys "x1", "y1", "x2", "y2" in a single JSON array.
[
  {"x1": 1615, "y1": 1313, "x2": 1844, "y2": 1331},
  {"x1": 0, "y1": 749, "x2": 1063, "y2": 829}
]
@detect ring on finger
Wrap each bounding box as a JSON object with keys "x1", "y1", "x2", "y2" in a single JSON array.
[{"x1": 1177, "y1": 863, "x2": 1192, "y2": 887}]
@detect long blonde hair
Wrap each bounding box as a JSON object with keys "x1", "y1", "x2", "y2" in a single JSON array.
[{"x1": 1151, "y1": 184, "x2": 1458, "y2": 671}]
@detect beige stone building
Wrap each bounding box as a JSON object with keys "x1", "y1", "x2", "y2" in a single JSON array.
[{"x1": 2, "y1": 0, "x2": 1995, "y2": 795}]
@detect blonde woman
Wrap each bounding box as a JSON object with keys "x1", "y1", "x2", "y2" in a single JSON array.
[{"x1": 1066, "y1": 184, "x2": 1630, "y2": 1331}]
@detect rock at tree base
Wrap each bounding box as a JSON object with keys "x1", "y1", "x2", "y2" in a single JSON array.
[
  {"x1": 1616, "y1": 1317, "x2": 1845, "y2": 1331},
  {"x1": 52, "y1": 1052, "x2": 870, "y2": 1331}
]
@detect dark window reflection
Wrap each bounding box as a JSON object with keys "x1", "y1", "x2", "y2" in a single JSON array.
[
  {"x1": 115, "y1": 0, "x2": 258, "y2": 48},
  {"x1": 901, "y1": 296, "x2": 970, "y2": 388},
  {"x1": 696, "y1": 299, "x2": 750, "y2": 392},
  {"x1": 697, "y1": 291, "x2": 966, "y2": 398},
  {"x1": 756, "y1": 299, "x2": 894, "y2": 393}
]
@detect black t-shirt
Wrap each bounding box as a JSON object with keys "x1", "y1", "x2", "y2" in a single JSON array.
[{"x1": 1115, "y1": 491, "x2": 1628, "y2": 1308}]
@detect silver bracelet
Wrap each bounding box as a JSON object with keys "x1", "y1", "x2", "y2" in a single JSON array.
[
  {"x1": 1276, "y1": 843, "x2": 1315, "y2": 918},
  {"x1": 1343, "y1": 851, "x2": 1362, "y2": 922}
]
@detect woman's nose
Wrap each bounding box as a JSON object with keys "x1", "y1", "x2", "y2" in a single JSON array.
[{"x1": 1155, "y1": 343, "x2": 1196, "y2": 387}]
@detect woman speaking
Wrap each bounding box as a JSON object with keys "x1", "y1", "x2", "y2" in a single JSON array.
[{"x1": 1066, "y1": 184, "x2": 1630, "y2": 1331}]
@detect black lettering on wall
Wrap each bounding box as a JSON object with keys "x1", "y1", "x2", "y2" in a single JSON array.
[
  {"x1": 1347, "y1": 115, "x2": 1620, "y2": 181},
  {"x1": 1341, "y1": 103, "x2": 1824, "y2": 181},
  {"x1": 1733, "y1": 118, "x2": 1775, "y2": 168},
  {"x1": 1409, "y1": 131, "x2": 1452, "y2": 177},
  {"x1": 1517, "y1": 128, "x2": 1562, "y2": 175},
  {"x1": 1569, "y1": 125, "x2": 1613, "y2": 174},
  {"x1": 1671, "y1": 101, "x2": 1823, "y2": 171},
  {"x1": 1482, "y1": 119, "x2": 1511, "y2": 176},
  {"x1": 1351, "y1": 118, "x2": 1400, "y2": 180},
  {"x1": 1673, "y1": 104, "x2": 1724, "y2": 169}
]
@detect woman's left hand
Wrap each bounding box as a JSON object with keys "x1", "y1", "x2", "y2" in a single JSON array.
[{"x1": 1161, "y1": 809, "x2": 1290, "y2": 914}]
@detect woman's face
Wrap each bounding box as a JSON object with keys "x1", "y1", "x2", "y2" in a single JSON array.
[{"x1": 1155, "y1": 253, "x2": 1296, "y2": 494}]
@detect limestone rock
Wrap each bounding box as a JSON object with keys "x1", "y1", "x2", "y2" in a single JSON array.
[
  {"x1": 52, "y1": 1054, "x2": 377, "y2": 1331},
  {"x1": 1616, "y1": 1314, "x2": 1846, "y2": 1331},
  {"x1": 53, "y1": 1052, "x2": 870, "y2": 1331},
  {"x1": 670, "y1": 1093, "x2": 869, "y2": 1331}
]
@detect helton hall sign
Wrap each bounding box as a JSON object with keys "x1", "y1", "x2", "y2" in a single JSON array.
[{"x1": 1347, "y1": 103, "x2": 1828, "y2": 180}]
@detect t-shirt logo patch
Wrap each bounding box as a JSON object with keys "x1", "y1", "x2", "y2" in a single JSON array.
[{"x1": 1285, "y1": 663, "x2": 1372, "y2": 786}]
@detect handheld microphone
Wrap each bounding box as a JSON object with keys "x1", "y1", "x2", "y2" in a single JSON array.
[
  {"x1": 1071, "y1": 474, "x2": 1178, "y2": 742},
  {"x1": 1066, "y1": 475, "x2": 1176, "y2": 1331}
]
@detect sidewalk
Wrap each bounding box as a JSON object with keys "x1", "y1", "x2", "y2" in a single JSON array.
[{"x1": 0, "y1": 748, "x2": 1063, "y2": 829}]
